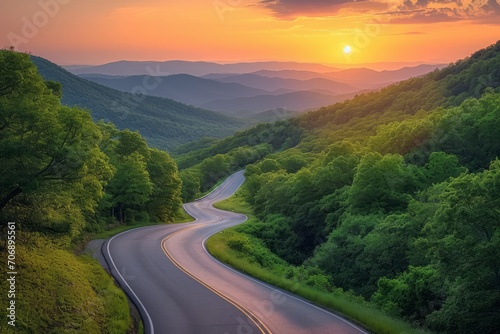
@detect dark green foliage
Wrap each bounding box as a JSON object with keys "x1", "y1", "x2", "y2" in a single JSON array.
[
  {"x1": 175, "y1": 120, "x2": 303, "y2": 169},
  {"x1": 372, "y1": 266, "x2": 444, "y2": 324},
  {"x1": 240, "y1": 91, "x2": 500, "y2": 331},
  {"x1": 179, "y1": 169, "x2": 202, "y2": 202},
  {"x1": 0, "y1": 51, "x2": 113, "y2": 238},
  {"x1": 173, "y1": 119, "x2": 303, "y2": 199},
  {"x1": 105, "y1": 152, "x2": 153, "y2": 224},
  {"x1": 348, "y1": 153, "x2": 418, "y2": 214},
  {"x1": 97, "y1": 126, "x2": 183, "y2": 225},
  {"x1": 421, "y1": 162, "x2": 500, "y2": 333},
  {"x1": 145, "y1": 149, "x2": 182, "y2": 222}
]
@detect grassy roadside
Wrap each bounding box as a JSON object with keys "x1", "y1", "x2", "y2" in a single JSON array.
[
  {"x1": 0, "y1": 236, "x2": 131, "y2": 334},
  {"x1": 79, "y1": 208, "x2": 194, "y2": 334},
  {"x1": 208, "y1": 190, "x2": 429, "y2": 334}
]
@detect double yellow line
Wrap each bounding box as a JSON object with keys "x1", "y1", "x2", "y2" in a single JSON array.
[{"x1": 161, "y1": 226, "x2": 272, "y2": 334}]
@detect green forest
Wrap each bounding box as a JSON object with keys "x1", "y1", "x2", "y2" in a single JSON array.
[
  {"x1": 0, "y1": 50, "x2": 184, "y2": 332},
  {"x1": 1, "y1": 40, "x2": 499, "y2": 334},
  {"x1": 184, "y1": 41, "x2": 500, "y2": 333}
]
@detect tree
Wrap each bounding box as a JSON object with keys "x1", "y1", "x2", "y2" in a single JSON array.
[
  {"x1": 115, "y1": 129, "x2": 150, "y2": 159},
  {"x1": 422, "y1": 161, "x2": 500, "y2": 332},
  {"x1": 0, "y1": 51, "x2": 112, "y2": 218},
  {"x1": 146, "y1": 149, "x2": 182, "y2": 222},
  {"x1": 310, "y1": 213, "x2": 383, "y2": 295},
  {"x1": 424, "y1": 151, "x2": 465, "y2": 185},
  {"x1": 105, "y1": 153, "x2": 152, "y2": 224},
  {"x1": 372, "y1": 266, "x2": 443, "y2": 324},
  {"x1": 198, "y1": 154, "x2": 231, "y2": 191},
  {"x1": 348, "y1": 153, "x2": 416, "y2": 214},
  {"x1": 179, "y1": 169, "x2": 202, "y2": 202}
]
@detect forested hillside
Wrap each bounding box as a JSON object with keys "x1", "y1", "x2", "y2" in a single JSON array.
[
  {"x1": 0, "y1": 51, "x2": 184, "y2": 332},
  {"x1": 193, "y1": 41, "x2": 500, "y2": 333},
  {"x1": 31, "y1": 56, "x2": 247, "y2": 151}
]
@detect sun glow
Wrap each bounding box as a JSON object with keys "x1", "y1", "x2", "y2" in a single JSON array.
[{"x1": 343, "y1": 45, "x2": 352, "y2": 54}]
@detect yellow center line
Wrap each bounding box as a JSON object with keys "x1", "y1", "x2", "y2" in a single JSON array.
[{"x1": 161, "y1": 226, "x2": 272, "y2": 334}]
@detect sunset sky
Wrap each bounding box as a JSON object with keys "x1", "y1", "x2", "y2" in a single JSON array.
[{"x1": 2, "y1": 0, "x2": 500, "y2": 68}]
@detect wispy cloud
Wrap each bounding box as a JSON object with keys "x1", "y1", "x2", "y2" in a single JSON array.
[
  {"x1": 386, "y1": 0, "x2": 500, "y2": 24},
  {"x1": 386, "y1": 31, "x2": 427, "y2": 35},
  {"x1": 257, "y1": 0, "x2": 500, "y2": 24},
  {"x1": 258, "y1": 0, "x2": 372, "y2": 18}
]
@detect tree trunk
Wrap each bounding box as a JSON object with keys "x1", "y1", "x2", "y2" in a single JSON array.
[
  {"x1": 118, "y1": 205, "x2": 123, "y2": 224},
  {"x1": 0, "y1": 186, "x2": 22, "y2": 211}
]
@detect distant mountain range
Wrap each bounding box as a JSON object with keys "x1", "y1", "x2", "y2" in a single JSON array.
[
  {"x1": 31, "y1": 57, "x2": 249, "y2": 151},
  {"x1": 79, "y1": 72, "x2": 362, "y2": 114},
  {"x1": 74, "y1": 61, "x2": 444, "y2": 114},
  {"x1": 200, "y1": 91, "x2": 361, "y2": 114},
  {"x1": 66, "y1": 60, "x2": 341, "y2": 77},
  {"x1": 251, "y1": 64, "x2": 446, "y2": 85},
  {"x1": 79, "y1": 74, "x2": 270, "y2": 106},
  {"x1": 204, "y1": 73, "x2": 357, "y2": 94}
]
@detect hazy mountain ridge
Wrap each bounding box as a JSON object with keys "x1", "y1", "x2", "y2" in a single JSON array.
[
  {"x1": 67, "y1": 60, "x2": 341, "y2": 76},
  {"x1": 252, "y1": 64, "x2": 446, "y2": 84},
  {"x1": 79, "y1": 73, "x2": 270, "y2": 105},
  {"x1": 80, "y1": 72, "x2": 361, "y2": 114},
  {"x1": 200, "y1": 90, "x2": 360, "y2": 114},
  {"x1": 30, "y1": 56, "x2": 248, "y2": 151},
  {"x1": 208, "y1": 73, "x2": 357, "y2": 94},
  {"x1": 75, "y1": 61, "x2": 443, "y2": 115}
]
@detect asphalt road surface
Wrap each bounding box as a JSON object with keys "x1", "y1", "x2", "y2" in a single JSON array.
[{"x1": 103, "y1": 171, "x2": 369, "y2": 334}]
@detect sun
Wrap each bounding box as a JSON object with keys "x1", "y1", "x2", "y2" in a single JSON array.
[{"x1": 343, "y1": 45, "x2": 352, "y2": 55}]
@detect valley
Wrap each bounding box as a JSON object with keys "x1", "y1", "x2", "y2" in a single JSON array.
[{"x1": 1, "y1": 26, "x2": 499, "y2": 334}]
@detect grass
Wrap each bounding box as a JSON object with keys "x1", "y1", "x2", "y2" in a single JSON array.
[
  {"x1": 0, "y1": 236, "x2": 131, "y2": 334},
  {"x1": 83, "y1": 209, "x2": 194, "y2": 333},
  {"x1": 207, "y1": 190, "x2": 430, "y2": 334}
]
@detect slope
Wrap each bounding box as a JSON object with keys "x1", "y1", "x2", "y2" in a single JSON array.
[
  {"x1": 79, "y1": 73, "x2": 270, "y2": 106},
  {"x1": 211, "y1": 73, "x2": 358, "y2": 94},
  {"x1": 178, "y1": 41, "x2": 500, "y2": 168},
  {"x1": 181, "y1": 40, "x2": 500, "y2": 334},
  {"x1": 30, "y1": 56, "x2": 248, "y2": 151},
  {"x1": 250, "y1": 64, "x2": 445, "y2": 85},
  {"x1": 200, "y1": 90, "x2": 359, "y2": 114}
]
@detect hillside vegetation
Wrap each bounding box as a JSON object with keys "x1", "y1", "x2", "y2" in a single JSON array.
[
  {"x1": 31, "y1": 56, "x2": 247, "y2": 151},
  {"x1": 0, "y1": 50, "x2": 185, "y2": 333},
  {"x1": 198, "y1": 41, "x2": 500, "y2": 333}
]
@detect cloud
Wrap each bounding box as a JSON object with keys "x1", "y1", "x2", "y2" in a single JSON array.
[
  {"x1": 258, "y1": 0, "x2": 372, "y2": 18},
  {"x1": 386, "y1": 0, "x2": 500, "y2": 24},
  {"x1": 386, "y1": 31, "x2": 427, "y2": 35},
  {"x1": 482, "y1": 0, "x2": 500, "y2": 14},
  {"x1": 257, "y1": 0, "x2": 500, "y2": 24}
]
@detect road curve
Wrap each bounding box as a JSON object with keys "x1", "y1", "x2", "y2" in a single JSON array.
[{"x1": 103, "y1": 171, "x2": 368, "y2": 334}]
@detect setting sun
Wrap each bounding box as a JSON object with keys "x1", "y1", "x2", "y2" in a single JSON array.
[{"x1": 343, "y1": 45, "x2": 353, "y2": 55}]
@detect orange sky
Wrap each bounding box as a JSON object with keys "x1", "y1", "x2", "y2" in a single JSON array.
[{"x1": 2, "y1": 0, "x2": 500, "y2": 67}]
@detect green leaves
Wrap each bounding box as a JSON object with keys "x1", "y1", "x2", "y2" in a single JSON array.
[
  {"x1": 0, "y1": 50, "x2": 183, "y2": 237},
  {"x1": 145, "y1": 149, "x2": 182, "y2": 222},
  {"x1": 348, "y1": 153, "x2": 415, "y2": 214},
  {"x1": 233, "y1": 82, "x2": 500, "y2": 332},
  {"x1": 0, "y1": 51, "x2": 114, "y2": 241}
]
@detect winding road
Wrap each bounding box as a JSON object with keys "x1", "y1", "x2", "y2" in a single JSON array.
[{"x1": 103, "y1": 171, "x2": 368, "y2": 334}]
